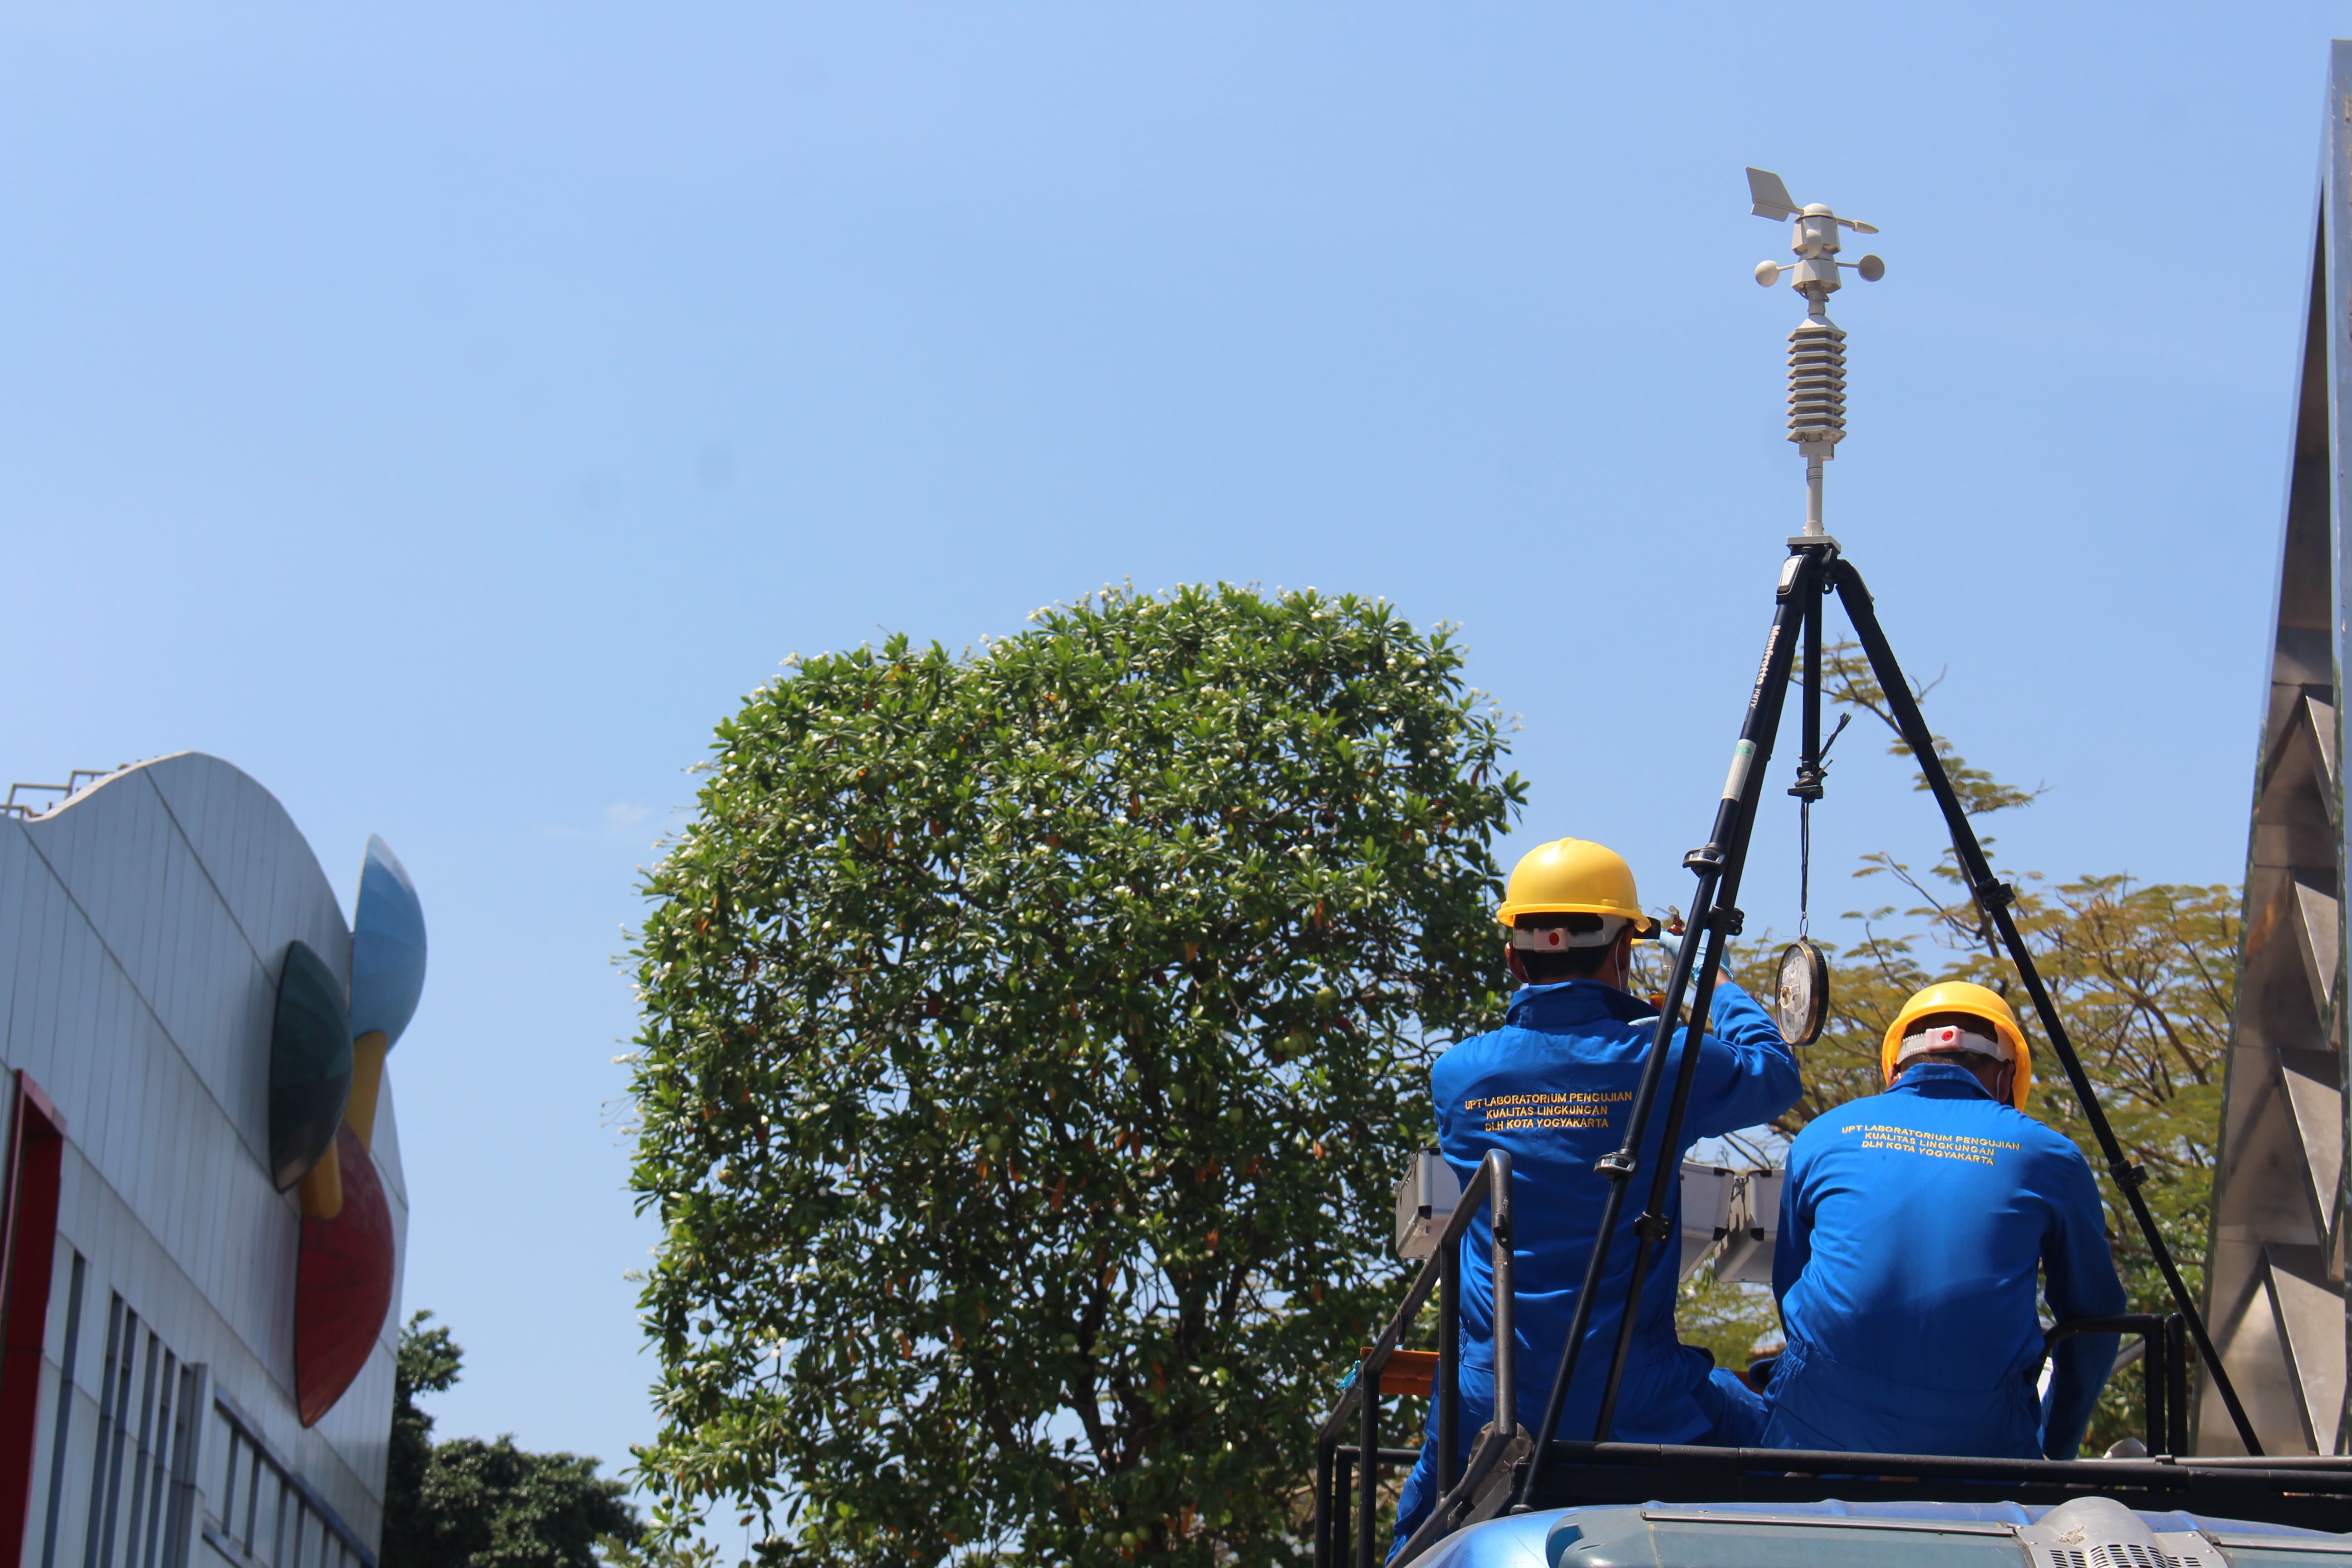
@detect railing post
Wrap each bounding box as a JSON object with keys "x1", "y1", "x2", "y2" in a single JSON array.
[
  {"x1": 1357, "y1": 1363, "x2": 1377, "y2": 1568},
  {"x1": 1333, "y1": 1451, "x2": 1352, "y2": 1568},
  {"x1": 1438, "y1": 1234, "x2": 1460, "y2": 1500},
  {"x1": 1487, "y1": 1152, "x2": 1515, "y2": 1439},
  {"x1": 1314, "y1": 1440, "x2": 1333, "y2": 1568},
  {"x1": 2166, "y1": 1315, "x2": 2190, "y2": 1456}
]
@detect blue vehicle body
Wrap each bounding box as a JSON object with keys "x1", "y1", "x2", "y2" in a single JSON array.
[{"x1": 1401, "y1": 1501, "x2": 2352, "y2": 1568}]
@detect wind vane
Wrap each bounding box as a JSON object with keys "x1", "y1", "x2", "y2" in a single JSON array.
[{"x1": 1747, "y1": 167, "x2": 1885, "y2": 540}]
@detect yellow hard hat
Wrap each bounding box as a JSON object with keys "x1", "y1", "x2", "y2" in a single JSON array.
[
  {"x1": 1881, "y1": 980, "x2": 2033, "y2": 1109},
  {"x1": 1495, "y1": 838, "x2": 1658, "y2": 936}
]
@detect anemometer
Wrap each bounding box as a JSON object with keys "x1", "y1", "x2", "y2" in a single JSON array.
[{"x1": 1747, "y1": 167, "x2": 1884, "y2": 544}]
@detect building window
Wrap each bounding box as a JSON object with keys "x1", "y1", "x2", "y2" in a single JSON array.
[
  {"x1": 202, "y1": 1391, "x2": 371, "y2": 1568},
  {"x1": 78, "y1": 1296, "x2": 199, "y2": 1568},
  {"x1": 37, "y1": 1250, "x2": 87, "y2": 1568}
]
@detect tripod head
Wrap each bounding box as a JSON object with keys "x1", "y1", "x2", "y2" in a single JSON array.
[{"x1": 1745, "y1": 168, "x2": 1886, "y2": 541}]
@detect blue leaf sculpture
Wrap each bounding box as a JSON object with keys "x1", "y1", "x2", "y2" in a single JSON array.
[{"x1": 350, "y1": 834, "x2": 427, "y2": 1050}]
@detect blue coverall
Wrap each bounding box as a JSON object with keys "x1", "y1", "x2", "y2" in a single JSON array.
[
  {"x1": 1390, "y1": 977, "x2": 1801, "y2": 1555},
  {"x1": 1762, "y1": 1060, "x2": 2125, "y2": 1460}
]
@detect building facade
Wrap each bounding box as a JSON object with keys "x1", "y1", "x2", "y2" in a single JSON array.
[{"x1": 0, "y1": 752, "x2": 419, "y2": 1568}]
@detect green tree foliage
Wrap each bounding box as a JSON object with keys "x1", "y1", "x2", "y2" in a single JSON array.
[
  {"x1": 625, "y1": 585, "x2": 1521, "y2": 1565},
  {"x1": 389, "y1": 1312, "x2": 465, "y2": 1553},
  {"x1": 1685, "y1": 645, "x2": 2237, "y2": 1453},
  {"x1": 382, "y1": 1313, "x2": 642, "y2": 1568},
  {"x1": 1671, "y1": 1267, "x2": 1782, "y2": 1377}
]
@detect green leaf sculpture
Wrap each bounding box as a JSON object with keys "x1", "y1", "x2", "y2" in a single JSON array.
[{"x1": 270, "y1": 939, "x2": 353, "y2": 1191}]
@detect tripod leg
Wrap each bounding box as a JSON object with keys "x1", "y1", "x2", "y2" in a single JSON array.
[
  {"x1": 1516, "y1": 547, "x2": 1828, "y2": 1506},
  {"x1": 1829, "y1": 559, "x2": 2265, "y2": 1457},
  {"x1": 1591, "y1": 558, "x2": 1817, "y2": 1442},
  {"x1": 1800, "y1": 577, "x2": 1824, "y2": 785}
]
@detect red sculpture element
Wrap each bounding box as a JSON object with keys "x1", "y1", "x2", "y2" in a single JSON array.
[
  {"x1": 295, "y1": 1124, "x2": 394, "y2": 1426},
  {"x1": 0, "y1": 1073, "x2": 65, "y2": 1564}
]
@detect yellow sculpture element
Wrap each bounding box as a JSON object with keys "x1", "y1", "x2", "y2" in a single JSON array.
[
  {"x1": 297, "y1": 1141, "x2": 343, "y2": 1219},
  {"x1": 296, "y1": 1030, "x2": 392, "y2": 1220},
  {"x1": 345, "y1": 1031, "x2": 390, "y2": 1150}
]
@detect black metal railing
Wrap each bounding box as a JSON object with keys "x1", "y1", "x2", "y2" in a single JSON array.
[
  {"x1": 1312, "y1": 1149, "x2": 1514, "y2": 1568},
  {"x1": 2046, "y1": 1313, "x2": 2189, "y2": 1458}
]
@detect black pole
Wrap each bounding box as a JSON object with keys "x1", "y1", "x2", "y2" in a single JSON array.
[
  {"x1": 1514, "y1": 545, "x2": 1827, "y2": 1506},
  {"x1": 1829, "y1": 558, "x2": 2265, "y2": 1457},
  {"x1": 1590, "y1": 549, "x2": 1816, "y2": 1442}
]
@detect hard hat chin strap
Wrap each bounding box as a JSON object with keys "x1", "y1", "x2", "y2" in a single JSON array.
[{"x1": 1509, "y1": 917, "x2": 1627, "y2": 951}]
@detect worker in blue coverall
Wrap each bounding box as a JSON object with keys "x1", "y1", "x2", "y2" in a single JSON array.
[
  {"x1": 1762, "y1": 980, "x2": 2124, "y2": 1460},
  {"x1": 1391, "y1": 838, "x2": 1803, "y2": 1558}
]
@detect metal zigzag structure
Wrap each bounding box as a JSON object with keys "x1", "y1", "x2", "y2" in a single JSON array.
[{"x1": 2203, "y1": 38, "x2": 2352, "y2": 1459}]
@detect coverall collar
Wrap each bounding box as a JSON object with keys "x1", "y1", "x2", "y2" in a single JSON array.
[
  {"x1": 1504, "y1": 978, "x2": 1657, "y2": 1031},
  {"x1": 1890, "y1": 1060, "x2": 2002, "y2": 1102}
]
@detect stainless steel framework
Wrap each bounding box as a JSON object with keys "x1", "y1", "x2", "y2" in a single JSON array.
[{"x1": 2201, "y1": 39, "x2": 2352, "y2": 1458}]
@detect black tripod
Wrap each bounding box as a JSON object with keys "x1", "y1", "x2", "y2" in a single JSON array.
[{"x1": 1506, "y1": 535, "x2": 2265, "y2": 1514}]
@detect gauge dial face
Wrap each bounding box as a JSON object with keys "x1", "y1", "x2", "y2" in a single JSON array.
[{"x1": 1774, "y1": 939, "x2": 1829, "y2": 1046}]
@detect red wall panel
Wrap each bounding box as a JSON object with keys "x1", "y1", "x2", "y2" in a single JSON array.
[{"x1": 0, "y1": 1073, "x2": 66, "y2": 1563}]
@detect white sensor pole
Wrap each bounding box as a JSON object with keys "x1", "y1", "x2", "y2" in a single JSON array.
[{"x1": 1747, "y1": 169, "x2": 1884, "y2": 540}]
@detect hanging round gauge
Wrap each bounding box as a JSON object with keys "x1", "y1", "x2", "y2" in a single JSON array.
[{"x1": 1774, "y1": 938, "x2": 1830, "y2": 1045}]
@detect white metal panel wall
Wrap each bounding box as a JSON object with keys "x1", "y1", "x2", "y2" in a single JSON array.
[{"x1": 0, "y1": 754, "x2": 408, "y2": 1562}]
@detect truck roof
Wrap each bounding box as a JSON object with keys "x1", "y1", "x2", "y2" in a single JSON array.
[{"x1": 1408, "y1": 1499, "x2": 2352, "y2": 1568}]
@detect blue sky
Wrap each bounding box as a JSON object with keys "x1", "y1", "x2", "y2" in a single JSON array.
[{"x1": 0, "y1": 0, "x2": 2338, "y2": 1489}]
